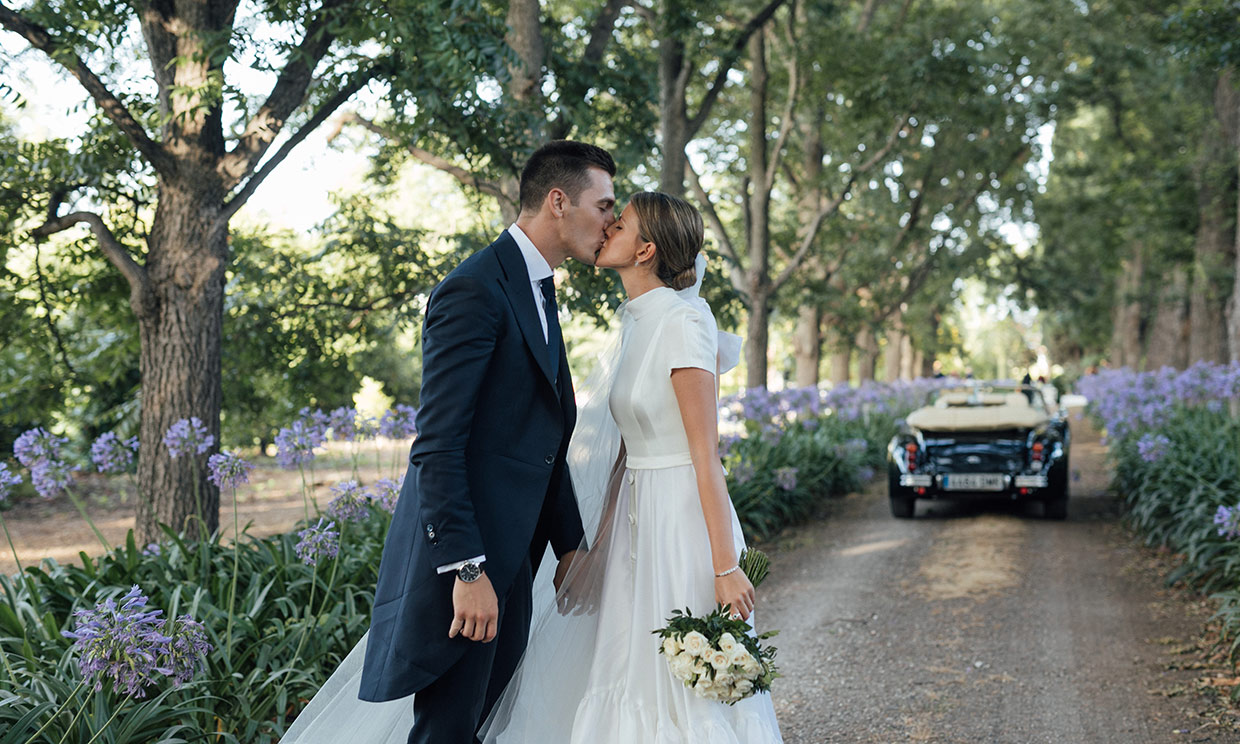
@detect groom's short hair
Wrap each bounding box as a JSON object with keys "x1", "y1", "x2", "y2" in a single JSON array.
[{"x1": 519, "y1": 141, "x2": 616, "y2": 213}]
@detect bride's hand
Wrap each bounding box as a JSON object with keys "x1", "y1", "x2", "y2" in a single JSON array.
[{"x1": 715, "y1": 570, "x2": 755, "y2": 622}]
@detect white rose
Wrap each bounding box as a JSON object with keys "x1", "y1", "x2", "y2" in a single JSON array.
[
  {"x1": 715, "y1": 670, "x2": 735, "y2": 687},
  {"x1": 692, "y1": 659, "x2": 710, "y2": 679},
  {"x1": 682, "y1": 631, "x2": 709, "y2": 657},
  {"x1": 718, "y1": 632, "x2": 738, "y2": 653},
  {"x1": 709, "y1": 649, "x2": 731, "y2": 670},
  {"x1": 668, "y1": 653, "x2": 696, "y2": 681},
  {"x1": 740, "y1": 653, "x2": 762, "y2": 677},
  {"x1": 735, "y1": 679, "x2": 754, "y2": 695},
  {"x1": 729, "y1": 646, "x2": 752, "y2": 666},
  {"x1": 662, "y1": 636, "x2": 680, "y2": 656}
]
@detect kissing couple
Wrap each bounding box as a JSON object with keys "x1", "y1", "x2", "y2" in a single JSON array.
[{"x1": 283, "y1": 141, "x2": 783, "y2": 743}]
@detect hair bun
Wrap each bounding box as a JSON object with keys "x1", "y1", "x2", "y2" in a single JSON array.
[{"x1": 667, "y1": 265, "x2": 697, "y2": 291}]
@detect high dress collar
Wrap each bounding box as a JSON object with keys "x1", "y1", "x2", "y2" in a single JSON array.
[{"x1": 622, "y1": 285, "x2": 677, "y2": 321}]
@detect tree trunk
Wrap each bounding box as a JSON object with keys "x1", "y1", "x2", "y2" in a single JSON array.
[
  {"x1": 857, "y1": 327, "x2": 878, "y2": 382},
  {"x1": 824, "y1": 319, "x2": 850, "y2": 385},
  {"x1": 742, "y1": 30, "x2": 773, "y2": 390},
  {"x1": 1212, "y1": 68, "x2": 1240, "y2": 365},
  {"x1": 1145, "y1": 266, "x2": 1189, "y2": 370},
  {"x1": 746, "y1": 293, "x2": 772, "y2": 390},
  {"x1": 658, "y1": 34, "x2": 689, "y2": 197},
  {"x1": 901, "y1": 334, "x2": 916, "y2": 380},
  {"x1": 884, "y1": 325, "x2": 903, "y2": 382},
  {"x1": 793, "y1": 304, "x2": 821, "y2": 388},
  {"x1": 831, "y1": 349, "x2": 851, "y2": 386},
  {"x1": 136, "y1": 182, "x2": 227, "y2": 542},
  {"x1": 1110, "y1": 245, "x2": 1144, "y2": 369},
  {"x1": 1191, "y1": 77, "x2": 1233, "y2": 365}
]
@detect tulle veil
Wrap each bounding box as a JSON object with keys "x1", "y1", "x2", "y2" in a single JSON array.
[{"x1": 280, "y1": 254, "x2": 739, "y2": 743}]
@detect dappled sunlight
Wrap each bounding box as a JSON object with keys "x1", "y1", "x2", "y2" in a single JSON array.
[{"x1": 837, "y1": 537, "x2": 910, "y2": 557}]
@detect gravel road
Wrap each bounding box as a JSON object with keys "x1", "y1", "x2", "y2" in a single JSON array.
[{"x1": 758, "y1": 426, "x2": 1238, "y2": 744}]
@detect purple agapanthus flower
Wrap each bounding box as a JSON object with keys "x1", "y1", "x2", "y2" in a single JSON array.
[
  {"x1": 142, "y1": 542, "x2": 162, "y2": 557},
  {"x1": 295, "y1": 519, "x2": 340, "y2": 566},
  {"x1": 774, "y1": 466, "x2": 798, "y2": 492},
  {"x1": 156, "y1": 614, "x2": 212, "y2": 687},
  {"x1": 326, "y1": 480, "x2": 370, "y2": 523},
  {"x1": 61, "y1": 585, "x2": 200, "y2": 698},
  {"x1": 1215, "y1": 505, "x2": 1240, "y2": 539},
  {"x1": 0, "y1": 463, "x2": 21, "y2": 503},
  {"x1": 91, "y1": 432, "x2": 137, "y2": 474},
  {"x1": 1136, "y1": 433, "x2": 1171, "y2": 464},
  {"x1": 369, "y1": 477, "x2": 401, "y2": 514},
  {"x1": 329, "y1": 407, "x2": 363, "y2": 442},
  {"x1": 731, "y1": 461, "x2": 755, "y2": 485},
  {"x1": 30, "y1": 458, "x2": 76, "y2": 499},
  {"x1": 207, "y1": 451, "x2": 254, "y2": 490},
  {"x1": 13, "y1": 427, "x2": 67, "y2": 468},
  {"x1": 298, "y1": 407, "x2": 331, "y2": 440},
  {"x1": 379, "y1": 405, "x2": 418, "y2": 440},
  {"x1": 163, "y1": 418, "x2": 214, "y2": 459},
  {"x1": 275, "y1": 420, "x2": 324, "y2": 468}
]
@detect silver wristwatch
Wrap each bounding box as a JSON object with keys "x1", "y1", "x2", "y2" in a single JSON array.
[{"x1": 457, "y1": 561, "x2": 483, "y2": 583}]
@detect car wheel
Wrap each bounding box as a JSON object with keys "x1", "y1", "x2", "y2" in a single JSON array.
[
  {"x1": 891, "y1": 495, "x2": 916, "y2": 518},
  {"x1": 888, "y1": 466, "x2": 916, "y2": 519},
  {"x1": 1043, "y1": 460, "x2": 1069, "y2": 520},
  {"x1": 1043, "y1": 495, "x2": 1068, "y2": 520}
]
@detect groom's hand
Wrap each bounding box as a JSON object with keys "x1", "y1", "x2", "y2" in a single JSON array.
[{"x1": 449, "y1": 573, "x2": 499, "y2": 642}]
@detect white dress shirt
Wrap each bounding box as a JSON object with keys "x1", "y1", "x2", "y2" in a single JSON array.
[
  {"x1": 436, "y1": 224, "x2": 556, "y2": 576},
  {"x1": 507, "y1": 222, "x2": 554, "y2": 342}
]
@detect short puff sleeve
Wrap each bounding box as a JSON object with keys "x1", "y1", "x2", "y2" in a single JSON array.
[{"x1": 662, "y1": 306, "x2": 718, "y2": 375}]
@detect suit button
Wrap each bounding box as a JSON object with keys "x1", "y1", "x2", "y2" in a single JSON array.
[{"x1": 544, "y1": 454, "x2": 554, "y2": 465}]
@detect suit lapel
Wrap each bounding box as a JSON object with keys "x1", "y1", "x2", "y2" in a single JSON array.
[{"x1": 493, "y1": 233, "x2": 558, "y2": 387}]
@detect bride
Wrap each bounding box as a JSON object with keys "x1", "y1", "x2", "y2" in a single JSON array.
[{"x1": 282, "y1": 192, "x2": 782, "y2": 743}]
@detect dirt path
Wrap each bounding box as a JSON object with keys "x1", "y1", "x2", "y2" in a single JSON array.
[{"x1": 759, "y1": 418, "x2": 1240, "y2": 743}]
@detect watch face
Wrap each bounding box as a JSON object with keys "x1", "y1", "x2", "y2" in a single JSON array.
[{"x1": 458, "y1": 562, "x2": 482, "y2": 583}]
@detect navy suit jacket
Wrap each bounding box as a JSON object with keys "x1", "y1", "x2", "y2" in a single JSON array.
[{"x1": 359, "y1": 232, "x2": 584, "y2": 702}]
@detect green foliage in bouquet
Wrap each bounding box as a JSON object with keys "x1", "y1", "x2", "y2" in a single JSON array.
[
  {"x1": 652, "y1": 548, "x2": 779, "y2": 705},
  {"x1": 738, "y1": 547, "x2": 770, "y2": 589}
]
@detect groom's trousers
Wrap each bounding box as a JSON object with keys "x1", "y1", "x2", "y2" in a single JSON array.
[{"x1": 407, "y1": 556, "x2": 534, "y2": 744}]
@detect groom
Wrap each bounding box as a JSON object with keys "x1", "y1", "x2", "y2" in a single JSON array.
[{"x1": 359, "y1": 141, "x2": 617, "y2": 743}]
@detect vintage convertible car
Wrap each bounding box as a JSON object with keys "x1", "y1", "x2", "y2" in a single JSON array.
[{"x1": 886, "y1": 383, "x2": 1070, "y2": 519}]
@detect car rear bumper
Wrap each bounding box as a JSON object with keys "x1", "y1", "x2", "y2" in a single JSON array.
[{"x1": 898, "y1": 472, "x2": 1051, "y2": 497}]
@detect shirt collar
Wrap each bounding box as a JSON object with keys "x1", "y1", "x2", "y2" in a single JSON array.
[
  {"x1": 624, "y1": 286, "x2": 676, "y2": 320},
  {"x1": 507, "y1": 223, "x2": 553, "y2": 283}
]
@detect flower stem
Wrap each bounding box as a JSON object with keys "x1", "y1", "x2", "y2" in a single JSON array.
[
  {"x1": 63, "y1": 487, "x2": 110, "y2": 553},
  {"x1": 79, "y1": 694, "x2": 130, "y2": 744},
  {"x1": 191, "y1": 458, "x2": 206, "y2": 541},
  {"x1": 298, "y1": 463, "x2": 310, "y2": 523},
  {"x1": 225, "y1": 484, "x2": 241, "y2": 661},
  {"x1": 270, "y1": 563, "x2": 319, "y2": 714},
  {"x1": 21, "y1": 679, "x2": 84, "y2": 744}
]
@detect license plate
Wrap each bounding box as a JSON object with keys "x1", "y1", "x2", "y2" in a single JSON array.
[{"x1": 942, "y1": 473, "x2": 1006, "y2": 491}]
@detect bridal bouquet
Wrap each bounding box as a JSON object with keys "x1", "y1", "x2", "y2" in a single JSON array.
[{"x1": 653, "y1": 548, "x2": 779, "y2": 705}]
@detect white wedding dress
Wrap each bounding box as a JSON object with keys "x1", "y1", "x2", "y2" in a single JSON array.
[{"x1": 282, "y1": 260, "x2": 781, "y2": 743}]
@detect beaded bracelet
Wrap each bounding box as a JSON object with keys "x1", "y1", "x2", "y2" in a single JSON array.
[{"x1": 714, "y1": 565, "x2": 740, "y2": 578}]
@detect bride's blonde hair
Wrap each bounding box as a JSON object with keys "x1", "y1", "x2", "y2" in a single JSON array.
[{"x1": 629, "y1": 192, "x2": 703, "y2": 291}]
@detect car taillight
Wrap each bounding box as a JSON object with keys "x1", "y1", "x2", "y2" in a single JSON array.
[
  {"x1": 905, "y1": 442, "x2": 918, "y2": 472},
  {"x1": 1032, "y1": 441, "x2": 1044, "y2": 466}
]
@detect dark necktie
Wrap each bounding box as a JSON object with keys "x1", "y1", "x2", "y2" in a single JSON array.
[{"x1": 539, "y1": 276, "x2": 560, "y2": 384}]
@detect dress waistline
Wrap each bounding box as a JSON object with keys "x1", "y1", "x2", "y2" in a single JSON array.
[{"x1": 625, "y1": 452, "x2": 694, "y2": 470}]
